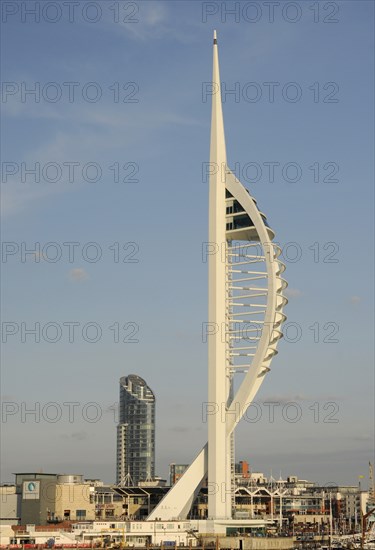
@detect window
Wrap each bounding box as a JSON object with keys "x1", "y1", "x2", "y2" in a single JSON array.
[
  {"x1": 76, "y1": 510, "x2": 86, "y2": 520},
  {"x1": 233, "y1": 214, "x2": 254, "y2": 229},
  {"x1": 233, "y1": 200, "x2": 245, "y2": 214}
]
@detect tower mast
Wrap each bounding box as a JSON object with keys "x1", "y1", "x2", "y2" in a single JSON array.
[{"x1": 208, "y1": 29, "x2": 231, "y2": 519}]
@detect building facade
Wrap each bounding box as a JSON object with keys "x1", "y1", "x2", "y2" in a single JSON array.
[
  {"x1": 116, "y1": 375, "x2": 155, "y2": 486},
  {"x1": 0, "y1": 484, "x2": 18, "y2": 525},
  {"x1": 13, "y1": 473, "x2": 96, "y2": 525}
]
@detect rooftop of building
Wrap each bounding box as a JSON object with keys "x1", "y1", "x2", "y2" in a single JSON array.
[
  {"x1": 13, "y1": 473, "x2": 58, "y2": 476},
  {"x1": 113, "y1": 486, "x2": 169, "y2": 496}
]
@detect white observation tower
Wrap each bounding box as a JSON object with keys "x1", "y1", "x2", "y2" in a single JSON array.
[{"x1": 148, "y1": 31, "x2": 287, "y2": 523}]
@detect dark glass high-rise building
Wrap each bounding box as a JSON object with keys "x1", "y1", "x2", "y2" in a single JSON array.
[{"x1": 116, "y1": 375, "x2": 155, "y2": 486}]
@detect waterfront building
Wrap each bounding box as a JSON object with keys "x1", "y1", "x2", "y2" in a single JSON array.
[
  {"x1": 12, "y1": 473, "x2": 96, "y2": 525},
  {"x1": 3, "y1": 470, "x2": 372, "y2": 544},
  {"x1": 113, "y1": 486, "x2": 169, "y2": 520},
  {"x1": 116, "y1": 375, "x2": 155, "y2": 486},
  {"x1": 94, "y1": 486, "x2": 125, "y2": 520},
  {"x1": 53, "y1": 475, "x2": 95, "y2": 523},
  {"x1": 14, "y1": 473, "x2": 58, "y2": 525}
]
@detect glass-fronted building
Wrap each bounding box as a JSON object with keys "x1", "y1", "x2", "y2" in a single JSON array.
[{"x1": 116, "y1": 375, "x2": 155, "y2": 486}]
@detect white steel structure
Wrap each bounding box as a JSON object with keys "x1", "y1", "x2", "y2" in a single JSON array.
[{"x1": 148, "y1": 31, "x2": 287, "y2": 522}]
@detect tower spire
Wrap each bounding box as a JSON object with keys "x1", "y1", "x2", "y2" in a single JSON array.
[{"x1": 210, "y1": 30, "x2": 227, "y2": 167}]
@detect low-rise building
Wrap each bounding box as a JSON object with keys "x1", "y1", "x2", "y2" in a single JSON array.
[
  {"x1": 94, "y1": 486, "x2": 124, "y2": 520},
  {"x1": 13, "y1": 473, "x2": 96, "y2": 525}
]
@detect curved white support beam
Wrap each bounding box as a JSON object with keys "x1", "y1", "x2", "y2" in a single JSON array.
[{"x1": 224, "y1": 170, "x2": 280, "y2": 434}]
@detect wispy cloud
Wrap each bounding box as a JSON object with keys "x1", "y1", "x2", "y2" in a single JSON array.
[
  {"x1": 144, "y1": 2, "x2": 167, "y2": 26},
  {"x1": 68, "y1": 268, "x2": 89, "y2": 282},
  {"x1": 2, "y1": 98, "x2": 203, "y2": 130},
  {"x1": 116, "y1": 2, "x2": 182, "y2": 43},
  {"x1": 2, "y1": 95, "x2": 203, "y2": 219},
  {"x1": 171, "y1": 426, "x2": 189, "y2": 433},
  {"x1": 285, "y1": 288, "x2": 302, "y2": 298},
  {"x1": 261, "y1": 394, "x2": 343, "y2": 404},
  {"x1": 260, "y1": 394, "x2": 310, "y2": 404},
  {"x1": 1, "y1": 130, "x2": 91, "y2": 217},
  {"x1": 61, "y1": 431, "x2": 88, "y2": 441},
  {"x1": 1, "y1": 183, "x2": 65, "y2": 217}
]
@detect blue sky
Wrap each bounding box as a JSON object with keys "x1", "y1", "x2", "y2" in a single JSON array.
[{"x1": 1, "y1": 1, "x2": 374, "y2": 486}]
